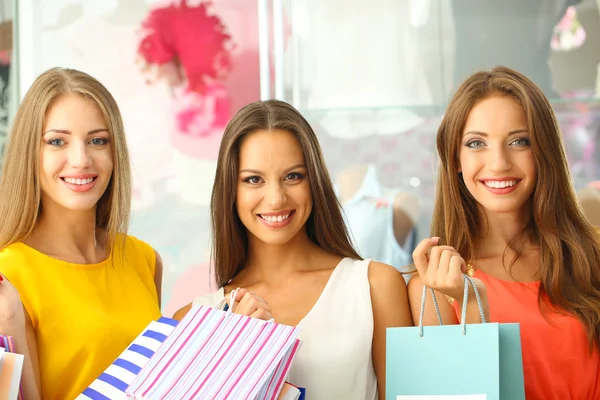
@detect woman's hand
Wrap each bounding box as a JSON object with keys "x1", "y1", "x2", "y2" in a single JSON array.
[
  {"x1": 412, "y1": 237, "x2": 469, "y2": 302},
  {"x1": 228, "y1": 288, "x2": 274, "y2": 322}
]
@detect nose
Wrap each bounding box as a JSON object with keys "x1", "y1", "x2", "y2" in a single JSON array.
[
  {"x1": 68, "y1": 141, "x2": 92, "y2": 168},
  {"x1": 264, "y1": 182, "x2": 286, "y2": 208},
  {"x1": 488, "y1": 145, "x2": 511, "y2": 172}
]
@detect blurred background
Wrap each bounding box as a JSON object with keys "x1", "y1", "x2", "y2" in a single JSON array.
[{"x1": 4, "y1": 0, "x2": 600, "y2": 315}]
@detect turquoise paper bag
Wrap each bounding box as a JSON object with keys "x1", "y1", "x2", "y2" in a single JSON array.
[{"x1": 386, "y1": 275, "x2": 525, "y2": 400}]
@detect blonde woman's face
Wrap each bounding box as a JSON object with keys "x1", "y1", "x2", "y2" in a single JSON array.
[{"x1": 40, "y1": 94, "x2": 113, "y2": 212}]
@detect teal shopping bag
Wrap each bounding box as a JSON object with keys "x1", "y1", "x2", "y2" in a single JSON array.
[{"x1": 386, "y1": 275, "x2": 525, "y2": 400}]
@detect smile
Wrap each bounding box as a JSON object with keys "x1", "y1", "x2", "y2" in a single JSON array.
[
  {"x1": 258, "y1": 211, "x2": 293, "y2": 222},
  {"x1": 61, "y1": 177, "x2": 96, "y2": 185},
  {"x1": 480, "y1": 178, "x2": 521, "y2": 194},
  {"x1": 482, "y1": 179, "x2": 519, "y2": 189},
  {"x1": 60, "y1": 175, "x2": 98, "y2": 193},
  {"x1": 257, "y1": 210, "x2": 296, "y2": 228}
]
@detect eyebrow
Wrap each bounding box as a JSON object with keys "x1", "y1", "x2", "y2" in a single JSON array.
[
  {"x1": 463, "y1": 129, "x2": 528, "y2": 137},
  {"x1": 42, "y1": 128, "x2": 109, "y2": 135},
  {"x1": 240, "y1": 163, "x2": 307, "y2": 174}
]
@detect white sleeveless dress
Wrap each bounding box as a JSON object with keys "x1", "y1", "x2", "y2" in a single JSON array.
[{"x1": 192, "y1": 258, "x2": 378, "y2": 400}]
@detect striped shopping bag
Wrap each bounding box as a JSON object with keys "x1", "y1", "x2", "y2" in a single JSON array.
[
  {"x1": 77, "y1": 317, "x2": 178, "y2": 400},
  {"x1": 126, "y1": 304, "x2": 302, "y2": 400},
  {"x1": 0, "y1": 335, "x2": 23, "y2": 400}
]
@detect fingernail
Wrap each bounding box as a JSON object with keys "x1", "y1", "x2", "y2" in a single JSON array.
[
  {"x1": 431, "y1": 236, "x2": 440, "y2": 242},
  {"x1": 0, "y1": 275, "x2": 4, "y2": 282}
]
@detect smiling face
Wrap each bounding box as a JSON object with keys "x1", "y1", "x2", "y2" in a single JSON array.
[
  {"x1": 459, "y1": 94, "x2": 536, "y2": 215},
  {"x1": 40, "y1": 94, "x2": 113, "y2": 212},
  {"x1": 235, "y1": 128, "x2": 313, "y2": 246}
]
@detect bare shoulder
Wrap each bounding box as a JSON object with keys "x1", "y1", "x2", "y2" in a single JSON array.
[
  {"x1": 172, "y1": 302, "x2": 192, "y2": 321},
  {"x1": 367, "y1": 260, "x2": 407, "y2": 291},
  {"x1": 406, "y1": 272, "x2": 423, "y2": 296}
]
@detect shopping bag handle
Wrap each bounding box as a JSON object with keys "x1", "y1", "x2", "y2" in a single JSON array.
[{"x1": 418, "y1": 274, "x2": 486, "y2": 337}]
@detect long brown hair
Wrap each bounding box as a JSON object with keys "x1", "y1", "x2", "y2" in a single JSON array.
[
  {"x1": 433, "y1": 65, "x2": 600, "y2": 349},
  {"x1": 0, "y1": 67, "x2": 132, "y2": 251},
  {"x1": 211, "y1": 100, "x2": 360, "y2": 287}
]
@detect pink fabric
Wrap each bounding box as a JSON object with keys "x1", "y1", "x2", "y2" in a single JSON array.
[{"x1": 137, "y1": 1, "x2": 233, "y2": 95}]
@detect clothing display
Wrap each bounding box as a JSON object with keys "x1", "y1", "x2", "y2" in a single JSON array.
[
  {"x1": 293, "y1": 0, "x2": 432, "y2": 110},
  {"x1": 451, "y1": 0, "x2": 582, "y2": 97},
  {"x1": 338, "y1": 164, "x2": 415, "y2": 273},
  {"x1": 137, "y1": 0, "x2": 234, "y2": 205}
]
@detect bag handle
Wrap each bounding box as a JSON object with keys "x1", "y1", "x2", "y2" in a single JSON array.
[{"x1": 418, "y1": 274, "x2": 486, "y2": 337}]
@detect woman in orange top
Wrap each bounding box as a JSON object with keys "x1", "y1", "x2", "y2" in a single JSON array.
[
  {"x1": 408, "y1": 66, "x2": 600, "y2": 400},
  {"x1": 0, "y1": 68, "x2": 162, "y2": 399}
]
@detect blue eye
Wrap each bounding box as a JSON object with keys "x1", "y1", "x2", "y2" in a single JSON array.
[
  {"x1": 90, "y1": 137, "x2": 108, "y2": 145},
  {"x1": 466, "y1": 140, "x2": 485, "y2": 149},
  {"x1": 510, "y1": 138, "x2": 530, "y2": 147},
  {"x1": 47, "y1": 138, "x2": 64, "y2": 146}
]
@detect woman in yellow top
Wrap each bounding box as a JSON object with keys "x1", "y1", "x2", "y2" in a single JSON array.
[{"x1": 0, "y1": 68, "x2": 162, "y2": 400}]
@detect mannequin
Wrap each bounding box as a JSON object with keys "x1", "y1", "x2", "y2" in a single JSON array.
[{"x1": 336, "y1": 164, "x2": 419, "y2": 273}]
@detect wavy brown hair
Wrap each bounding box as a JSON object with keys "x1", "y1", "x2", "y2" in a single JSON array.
[
  {"x1": 211, "y1": 100, "x2": 360, "y2": 287},
  {"x1": 0, "y1": 67, "x2": 131, "y2": 251},
  {"x1": 433, "y1": 66, "x2": 600, "y2": 349}
]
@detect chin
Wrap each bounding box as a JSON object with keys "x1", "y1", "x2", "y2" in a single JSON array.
[
  {"x1": 58, "y1": 200, "x2": 100, "y2": 212},
  {"x1": 478, "y1": 200, "x2": 530, "y2": 215}
]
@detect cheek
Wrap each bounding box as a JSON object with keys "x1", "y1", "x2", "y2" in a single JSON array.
[
  {"x1": 290, "y1": 184, "x2": 313, "y2": 209},
  {"x1": 95, "y1": 150, "x2": 114, "y2": 172},
  {"x1": 39, "y1": 152, "x2": 61, "y2": 179},
  {"x1": 235, "y1": 187, "x2": 258, "y2": 216}
]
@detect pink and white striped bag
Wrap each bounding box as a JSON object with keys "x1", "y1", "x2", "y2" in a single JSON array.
[{"x1": 125, "y1": 301, "x2": 301, "y2": 400}]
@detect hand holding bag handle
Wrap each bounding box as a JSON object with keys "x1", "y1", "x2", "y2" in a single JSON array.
[{"x1": 418, "y1": 274, "x2": 487, "y2": 337}]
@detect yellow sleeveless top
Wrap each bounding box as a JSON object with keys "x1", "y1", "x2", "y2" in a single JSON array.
[{"x1": 0, "y1": 235, "x2": 161, "y2": 400}]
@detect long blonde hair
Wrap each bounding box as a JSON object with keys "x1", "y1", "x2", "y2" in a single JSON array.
[
  {"x1": 0, "y1": 67, "x2": 132, "y2": 250},
  {"x1": 433, "y1": 66, "x2": 600, "y2": 350}
]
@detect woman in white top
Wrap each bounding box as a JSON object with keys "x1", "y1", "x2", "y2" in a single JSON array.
[{"x1": 174, "y1": 100, "x2": 412, "y2": 400}]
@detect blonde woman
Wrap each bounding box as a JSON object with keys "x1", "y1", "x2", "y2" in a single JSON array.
[{"x1": 0, "y1": 68, "x2": 162, "y2": 400}]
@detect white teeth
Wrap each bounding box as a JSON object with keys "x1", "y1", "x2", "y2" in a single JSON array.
[
  {"x1": 261, "y1": 212, "x2": 291, "y2": 222},
  {"x1": 484, "y1": 180, "x2": 517, "y2": 189},
  {"x1": 64, "y1": 177, "x2": 94, "y2": 185}
]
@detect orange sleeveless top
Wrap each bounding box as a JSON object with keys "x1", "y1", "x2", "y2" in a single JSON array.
[{"x1": 454, "y1": 269, "x2": 600, "y2": 399}]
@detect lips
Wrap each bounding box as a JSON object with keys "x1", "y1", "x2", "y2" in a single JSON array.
[
  {"x1": 61, "y1": 177, "x2": 96, "y2": 185},
  {"x1": 258, "y1": 211, "x2": 294, "y2": 222},
  {"x1": 481, "y1": 179, "x2": 520, "y2": 189}
]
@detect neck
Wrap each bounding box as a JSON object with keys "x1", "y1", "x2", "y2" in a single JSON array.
[
  {"x1": 243, "y1": 229, "x2": 321, "y2": 284},
  {"x1": 28, "y1": 198, "x2": 102, "y2": 262},
  {"x1": 475, "y1": 203, "x2": 534, "y2": 258}
]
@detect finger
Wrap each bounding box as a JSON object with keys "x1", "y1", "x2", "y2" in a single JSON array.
[
  {"x1": 234, "y1": 291, "x2": 257, "y2": 315},
  {"x1": 428, "y1": 245, "x2": 455, "y2": 272},
  {"x1": 231, "y1": 288, "x2": 250, "y2": 302},
  {"x1": 449, "y1": 255, "x2": 466, "y2": 277},
  {"x1": 236, "y1": 292, "x2": 273, "y2": 316},
  {"x1": 412, "y1": 237, "x2": 440, "y2": 276},
  {"x1": 250, "y1": 296, "x2": 272, "y2": 313},
  {"x1": 438, "y1": 249, "x2": 456, "y2": 276},
  {"x1": 250, "y1": 308, "x2": 274, "y2": 322},
  {"x1": 227, "y1": 287, "x2": 252, "y2": 311}
]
